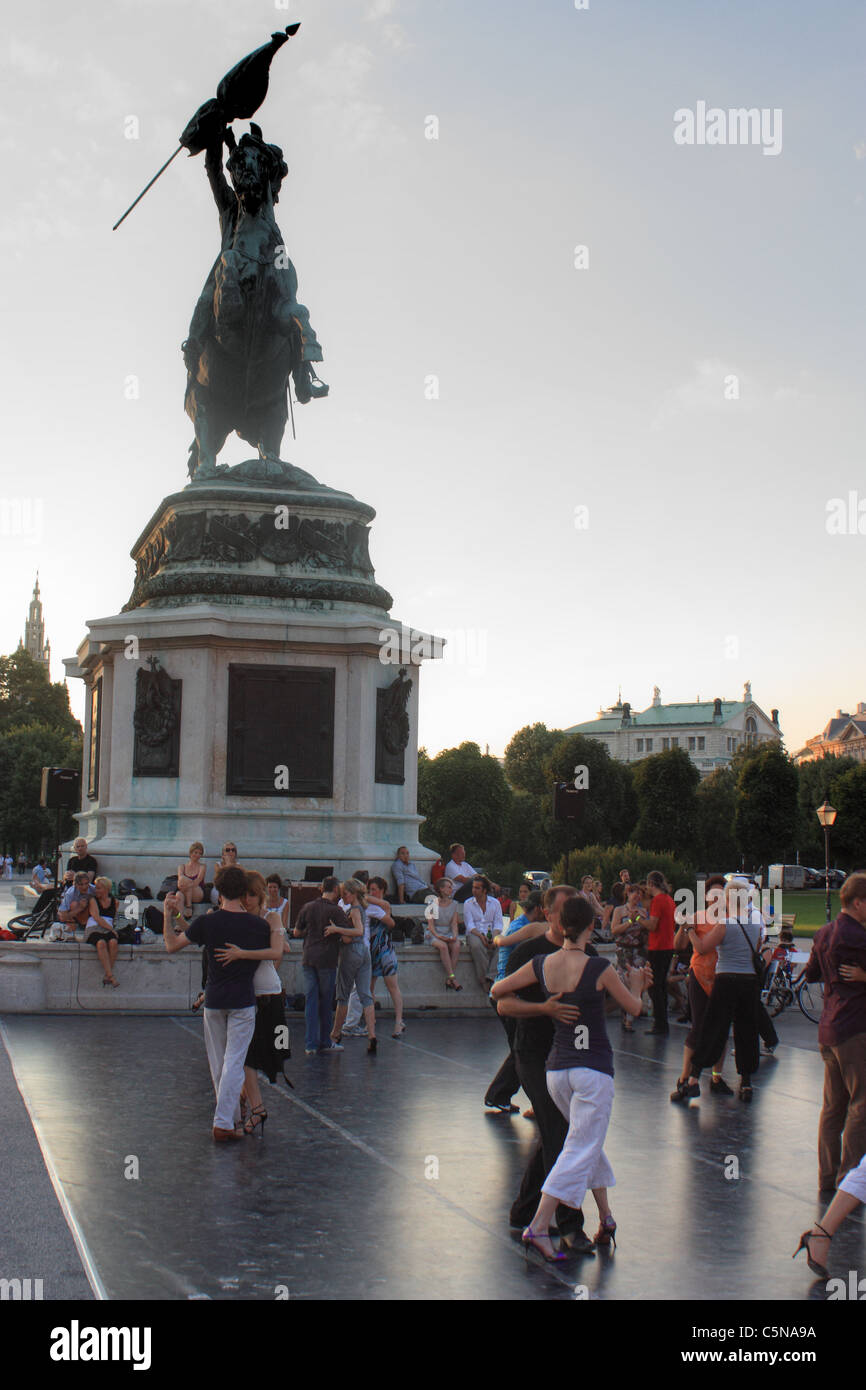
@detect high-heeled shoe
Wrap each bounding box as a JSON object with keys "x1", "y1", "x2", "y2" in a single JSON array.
[
  {"x1": 392, "y1": 1022, "x2": 406, "y2": 1038},
  {"x1": 522, "y1": 1227, "x2": 567, "y2": 1262},
  {"x1": 793, "y1": 1223, "x2": 831, "y2": 1279},
  {"x1": 244, "y1": 1105, "x2": 267, "y2": 1137},
  {"x1": 367, "y1": 1036, "x2": 377, "y2": 1054},
  {"x1": 191, "y1": 991, "x2": 205, "y2": 1013},
  {"x1": 594, "y1": 1215, "x2": 617, "y2": 1249}
]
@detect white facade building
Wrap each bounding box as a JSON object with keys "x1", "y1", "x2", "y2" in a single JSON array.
[{"x1": 565, "y1": 683, "x2": 782, "y2": 777}]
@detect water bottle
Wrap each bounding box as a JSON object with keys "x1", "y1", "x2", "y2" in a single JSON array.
[{"x1": 133, "y1": 925, "x2": 142, "y2": 945}]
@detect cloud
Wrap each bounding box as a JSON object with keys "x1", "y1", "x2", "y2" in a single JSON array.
[
  {"x1": 4, "y1": 38, "x2": 61, "y2": 79},
  {"x1": 366, "y1": 0, "x2": 398, "y2": 18},
  {"x1": 297, "y1": 42, "x2": 406, "y2": 151},
  {"x1": 855, "y1": 141, "x2": 866, "y2": 161},
  {"x1": 651, "y1": 359, "x2": 746, "y2": 429}
]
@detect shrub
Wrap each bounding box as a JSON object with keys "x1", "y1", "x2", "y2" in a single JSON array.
[{"x1": 550, "y1": 842, "x2": 697, "y2": 895}]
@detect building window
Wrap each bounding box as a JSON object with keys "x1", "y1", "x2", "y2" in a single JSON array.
[
  {"x1": 697, "y1": 736, "x2": 705, "y2": 751},
  {"x1": 645, "y1": 738, "x2": 653, "y2": 753},
  {"x1": 671, "y1": 737, "x2": 679, "y2": 748},
  {"x1": 662, "y1": 738, "x2": 669, "y2": 751},
  {"x1": 634, "y1": 738, "x2": 644, "y2": 753},
  {"x1": 688, "y1": 737, "x2": 696, "y2": 751}
]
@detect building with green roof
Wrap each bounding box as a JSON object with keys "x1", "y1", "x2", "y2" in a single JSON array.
[{"x1": 564, "y1": 683, "x2": 781, "y2": 777}]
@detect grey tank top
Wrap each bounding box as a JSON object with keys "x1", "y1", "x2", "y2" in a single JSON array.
[{"x1": 715, "y1": 914, "x2": 763, "y2": 975}]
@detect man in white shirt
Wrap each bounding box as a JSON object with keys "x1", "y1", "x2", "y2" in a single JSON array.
[
  {"x1": 463, "y1": 875, "x2": 503, "y2": 985},
  {"x1": 445, "y1": 843, "x2": 480, "y2": 904}
]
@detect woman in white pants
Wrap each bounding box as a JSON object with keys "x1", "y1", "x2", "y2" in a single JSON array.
[
  {"x1": 794, "y1": 1153, "x2": 866, "y2": 1279},
  {"x1": 492, "y1": 895, "x2": 651, "y2": 1261}
]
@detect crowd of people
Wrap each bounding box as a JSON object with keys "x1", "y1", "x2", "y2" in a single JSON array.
[
  {"x1": 485, "y1": 868, "x2": 866, "y2": 1280},
  {"x1": 12, "y1": 832, "x2": 866, "y2": 1284}
]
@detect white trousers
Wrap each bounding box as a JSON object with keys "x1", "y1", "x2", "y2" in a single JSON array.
[
  {"x1": 839, "y1": 1151, "x2": 866, "y2": 1205},
  {"x1": 202, "y1": 1006, "x2": 256, "y2": 1131},
  {"x1": 543, "y1": 1067, "x2": 616, "y2": 1209}
]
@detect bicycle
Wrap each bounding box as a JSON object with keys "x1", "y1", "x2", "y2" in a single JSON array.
[
  {"x1": 762, "y1": 954, "x2": 823, "y2": 1023},
  {"x1": 7, "y1": 885, "x2": 64, "y2": 940}
]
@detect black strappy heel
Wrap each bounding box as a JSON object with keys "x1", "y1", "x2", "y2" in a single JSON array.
[{"x1": 793, "y1": 1223, "x2": 831, "y2": 1279}]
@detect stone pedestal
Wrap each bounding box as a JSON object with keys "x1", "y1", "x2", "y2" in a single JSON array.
[{"x1": 64, "y1": 465, "x2": 441, "y2": 888}]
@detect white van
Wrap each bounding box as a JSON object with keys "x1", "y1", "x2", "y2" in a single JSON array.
[{"x1": 768, "y1": 864, "x2": 806, "y2": 891}]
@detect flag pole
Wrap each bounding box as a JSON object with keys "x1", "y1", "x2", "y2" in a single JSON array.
[{"x1": 112, "y1": 145, "x2": 184, "y2": 231}]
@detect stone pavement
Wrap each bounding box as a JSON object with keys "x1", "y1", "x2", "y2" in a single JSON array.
[{"x1": 0, "y1": 1007, "x2": 860, "y2": 1302}]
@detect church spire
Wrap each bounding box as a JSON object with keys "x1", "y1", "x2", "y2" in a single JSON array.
[{"x1": 21, "y1": 575, "x2": 50, "y2": 673}]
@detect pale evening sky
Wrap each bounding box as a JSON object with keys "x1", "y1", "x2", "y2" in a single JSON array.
[{"x1": 2, "y1": 0, "x2": 865, "y2": 757}]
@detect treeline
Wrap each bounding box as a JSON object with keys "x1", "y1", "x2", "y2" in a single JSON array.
[
  {"x1": 0, "y1": 650, "x2": 83, "y2": 859},
  {"x1": 418, "y1": 723, "x2": 866, "y2": 888}
]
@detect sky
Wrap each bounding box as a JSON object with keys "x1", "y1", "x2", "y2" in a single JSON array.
[{"x1": 2, "y1": 0, "x2": 865, "y2": 757}]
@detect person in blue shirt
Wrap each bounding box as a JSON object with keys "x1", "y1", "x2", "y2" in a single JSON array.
[{"x1": 484, "y1": 892, "x2": 546, "y2": 1113}]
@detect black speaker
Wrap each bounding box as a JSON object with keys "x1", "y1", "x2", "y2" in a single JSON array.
[
  {"x1": 553, "y1": 782, "x2": 586, "y2": 822},
  {"x1": 40, "y1": 767, "x2": 80, "y2": 810}
]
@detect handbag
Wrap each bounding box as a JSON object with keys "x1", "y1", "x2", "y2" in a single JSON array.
[{"x1": 735, "y1": 916, "x2": 767, "y2": 982}]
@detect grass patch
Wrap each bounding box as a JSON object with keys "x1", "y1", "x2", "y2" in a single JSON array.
[{"x1": 779, "y1": 890, "x2": 839, "y2": 937}]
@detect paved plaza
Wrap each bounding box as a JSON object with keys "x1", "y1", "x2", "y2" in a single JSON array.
[{"x1": 1, "y1": 997, "x2": 860, "y2": 1303}]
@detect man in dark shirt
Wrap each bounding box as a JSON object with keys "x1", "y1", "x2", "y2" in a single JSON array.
[
  {"x1": 66, "y1": 837, "x2": 98, "y2": 883},
  {"x1": 163, "y1": 865, "x2": 268, "y2": 1141},
  {"x1": 497, "y1": 884, "x2": 595, "y2": 1254},
  {"x1": 804, "y1": 873, "x2": 866, "y2": 1191},
  {"x1": 293, "y1": 876, "x2": 350, "y2": 1055}
]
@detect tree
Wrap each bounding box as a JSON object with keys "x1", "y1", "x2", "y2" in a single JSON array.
[
  {"x1": 795, "y1": 755, "x2": 857, "y2": 866},
  {"x1": 631, "y1": 747, "x2": 700, "y2": 857},
  {"x1": 827, "y1": 764, "x2": 866, "y2": 867},
  {"x1": 734, "y1": 744, "x2": 799, "y2": 872},
  {"x1": 417, "y1": 742, "x2": 513, "y2": 862},
  {"x1": 544, "y1": 735, "x2": 637, "y2": 855},
  {"x1": 693, "y1": 768, "x2": 738, "y2": 868},
  {"x1": 0, "y1": 650, "x2": 80, "y2": 737},
  {"x1": 0, "y1": 721, "x2": 83, "y2": 859},
  {"x1": 503, "y1": 723, "x2": 565, "y2": 796}
]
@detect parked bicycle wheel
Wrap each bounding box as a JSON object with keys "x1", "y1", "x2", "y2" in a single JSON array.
[
  {"x1": 797, "y1": 978, "x2": 824, "y2": 1024},
  {"x1": 765, "y1": 975, "x2": 794, "y2": 1018}
]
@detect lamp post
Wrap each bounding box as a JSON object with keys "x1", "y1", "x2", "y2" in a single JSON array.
[{"x1": 815, "y1": 801, "x2": 838, "y2": 924}]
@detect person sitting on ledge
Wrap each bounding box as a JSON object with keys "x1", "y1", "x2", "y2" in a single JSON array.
[
  {"x1": 444, "y1": 843, "x2": 481, "y2": 904},
  {"x1": 426, "y1": 877, "x2": 462, "y2": 990},
  {"x1": 31, "y1": 859, "x2": 53, "y2": 892},
  {"x1": 391, "y1": 846, "x2": 429, "y2": 905},
  {"x1": 210, "y1": 841, "x2": 243, "y2": 904},
  {"x1": 66, "y1": 838, "x2": 98, "y2": 883},
  {"x1": 178, "y1": 842, "x2": 207, "y2": 921},
  {"x1": 85, "y1": 877, "x2": 120, "y2": 988},
  {"x1": 57, "y1": 872, "x2": 95, "y2": 938}
]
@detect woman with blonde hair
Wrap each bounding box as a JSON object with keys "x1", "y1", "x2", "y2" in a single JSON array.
[
  {"x1": 85, "y1": 876, "x2": 120, "y2": 987},
  {"x1": 329, "y1": 878, "x2": 377, "y2": 1053},
  {"x1": 178, "y1": 842, "x2": 207, "y2": 920},
  {"x1": 213, "y1": 870, "x2": 289, "y2": 1134}
]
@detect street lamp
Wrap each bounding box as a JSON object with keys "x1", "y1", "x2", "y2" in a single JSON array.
[{"x1": 815, "y1": 801, "x2": 838, "y2": 924}]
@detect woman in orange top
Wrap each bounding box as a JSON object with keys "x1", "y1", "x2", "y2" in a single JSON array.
[{"x1": 670, "y1": 876, "x2": 732, "y2": 1101}]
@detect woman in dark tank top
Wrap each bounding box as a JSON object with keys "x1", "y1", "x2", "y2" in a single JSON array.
[{"x1": 492, "y1": 895, "x2": 651, "y2": 1261}]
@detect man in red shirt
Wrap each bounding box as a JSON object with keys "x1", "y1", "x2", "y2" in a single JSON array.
[{"x1": 645, "y1": 869, "x2": 676, "y2": 1035}]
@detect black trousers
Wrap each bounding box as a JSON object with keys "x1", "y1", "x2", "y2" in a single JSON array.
[
  {"x1": 691, "y1": 974, "x2": 760, "y2": 1080},
  {"x1": 508, "y1": 1051, "x2": 584, "y2": 1235},
  {"x1": 758, "y1": 1000, "x2": 779, "y2": 1049},
  {"x1": 648, "y1": 949, "x2": 674, "y2": 1030},
  {"x1": 485, "y1": 999, "x2": 519, "y2": 1106}
]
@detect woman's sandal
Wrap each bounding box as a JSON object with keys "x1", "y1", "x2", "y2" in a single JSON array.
[
  {"x1": 594, "y1": 1214, "x2": 617, "y2": 1250},
  {"x1": 522, "y1": 1227, "x2": 567, "y2": 1262},
  {"x1": 244, "y1": 1105, "x2": 267, "y2": 1137},
  {"x1": 793, "y1": 1223, "x2": 831, "y2": 1279}
]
